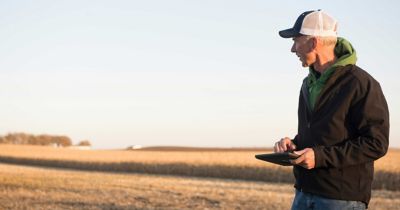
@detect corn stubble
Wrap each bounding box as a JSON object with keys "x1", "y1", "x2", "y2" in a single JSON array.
[{"x1": 0, "y1": 144, "x2": 399, "y2": 209}]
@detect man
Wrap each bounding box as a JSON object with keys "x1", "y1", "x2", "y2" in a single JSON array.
[{"x1": 274, "y1": 10, "x2": 389, "y2": 209}]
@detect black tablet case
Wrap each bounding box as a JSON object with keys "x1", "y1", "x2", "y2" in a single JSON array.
[{"x1": 255, "y1": 152, "x2": 299, "y2": 166}]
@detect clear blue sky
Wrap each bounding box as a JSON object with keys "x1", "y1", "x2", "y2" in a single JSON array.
[{"x1": 0, "y1": 0, "x2": 399, "y2": 149}]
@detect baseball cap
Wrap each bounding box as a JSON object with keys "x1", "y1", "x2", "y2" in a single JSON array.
[{"x1": 279, "y1": 10, "x2": 338, "y2": 38}]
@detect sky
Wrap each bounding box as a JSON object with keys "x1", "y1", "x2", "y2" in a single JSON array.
[{"x1": 0, "y1": 0, "x2": 399, "y2": 149}]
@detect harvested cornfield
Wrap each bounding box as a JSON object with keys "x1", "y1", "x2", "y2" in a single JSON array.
[
  {"x1": 0, "y1": 163, "x2": 399, "y2": 210},
  {"x1": 0, "y1": 144, "x2": 398, "y2": 191}
]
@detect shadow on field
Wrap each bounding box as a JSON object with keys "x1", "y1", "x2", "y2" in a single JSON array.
[
  {"x1": 0, "y1": 155, "x2": 398, "y2": 191},
  {"x1": 0, "y1": 155, "x2": 292, "y2": 182}
]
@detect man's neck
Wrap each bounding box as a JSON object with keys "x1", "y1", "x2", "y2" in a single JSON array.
[{"x1": 313, "y1": 52, "x2": 337, "y2": 73}]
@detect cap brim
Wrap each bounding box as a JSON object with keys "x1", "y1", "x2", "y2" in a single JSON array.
[{"x1": 279, "y1": 28, "x2": 300, "y2": 38}]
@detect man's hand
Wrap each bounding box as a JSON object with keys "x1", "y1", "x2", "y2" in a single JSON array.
[
  {"x1": 274, "y1": 137, "x2": 297, "y2": 153},
  {"x1": 290, "y1": 148, "x2": 315, "y2": 169}
]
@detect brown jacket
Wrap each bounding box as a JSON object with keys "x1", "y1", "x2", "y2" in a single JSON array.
[{"x1": 292, "y1": 64, "x2": 389, "y2": 205}]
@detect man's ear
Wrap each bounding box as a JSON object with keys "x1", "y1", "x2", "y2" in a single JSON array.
[
  {"x1": 305, "y1": 37, "x2": 317, "y2": 53},
  {"x1": 310, "y1": 37, "x2": 318, "y2": 51}
]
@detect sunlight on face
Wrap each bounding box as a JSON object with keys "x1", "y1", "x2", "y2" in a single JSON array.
[{"x1": 291, "y1": 36, "x2": 315, "y2": 67}]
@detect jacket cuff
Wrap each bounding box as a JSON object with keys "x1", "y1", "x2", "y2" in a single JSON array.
[
  {"x1": 313, "y1": 146, "x2": 326, "y2": 168},
  {"x1": 292, "y1": 135, "x2": 298, "y2": 146}
]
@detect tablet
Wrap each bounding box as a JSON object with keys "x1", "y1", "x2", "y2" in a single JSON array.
[{"x1": 255, "y1": 152, "x2": 300, "y2": 166}]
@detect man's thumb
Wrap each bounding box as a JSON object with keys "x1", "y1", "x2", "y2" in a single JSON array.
[{"x1": 294, "y1": 148, "x2": 306, "y2": 155}]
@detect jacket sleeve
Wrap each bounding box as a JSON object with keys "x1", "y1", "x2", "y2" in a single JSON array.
[
  {"x1": 292, "y1": 134, "x2": 299, "y2": 146},
  {"x1": 313, "y1": 80, "x2": 389, "y2": 168}
]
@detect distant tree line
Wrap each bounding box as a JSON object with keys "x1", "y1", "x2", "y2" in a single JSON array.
[
  {"x1": 0, "y1": 132, "x2": 72, "y2": 147},
  {"x1": 77, "y1": 140, "x2": 91, "y2": 146}
]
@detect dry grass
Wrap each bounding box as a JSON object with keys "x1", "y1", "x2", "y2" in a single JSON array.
[
  {"x1": 0, "y1": 163, "x2": 293, "y2": 210},
  {"x1": 0, "y1": 163, "x2": 399, "y2": 210},
  {"x1": 0, "y1": 144, "x2": 270, "y2": 165},
  {"x1": 0, "y1": 144, "x2": 293, "y2": 183},
  {"x1": 0, "y1": 144, "x2": 398, "y2": 191}
]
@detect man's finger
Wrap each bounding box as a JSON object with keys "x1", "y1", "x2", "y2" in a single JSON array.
[
  {"x1": 294, "y1": 149, "x2": 306, "y2": 156},
  {"x1": 279, "y1": 141, "x2": 287, "y2": 151},
  {"x1": 290, "y1": 144, "x2": 297, "y2": 151},
  {"x1": 278, "y1": 144, "x2": 285, "y2": 152},
  {"x1": 291, "y1": 154, "x2": 305, "y2": 165},
  {"x1": 275, "y1": 142, "x2": 283, "y2": 153}
]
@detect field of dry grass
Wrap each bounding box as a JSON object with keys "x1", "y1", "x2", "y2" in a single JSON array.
[
  {"x1": 1, "y1": 163, "x2": 399, "y2": 210},
  {"x1": 0, "y1": 144, "x2": 399, "y2": 191}
]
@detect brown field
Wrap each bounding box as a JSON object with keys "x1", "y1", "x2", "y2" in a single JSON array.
[
  {"x1": 0, "y1": 144, "x2": 399, "y2": 191},
  {"x1": 0, "y1": 144, "x2": 399, "y2": 209},
  {"x1": 1, "y1": 163, "x2": 399, "y2": 210}
]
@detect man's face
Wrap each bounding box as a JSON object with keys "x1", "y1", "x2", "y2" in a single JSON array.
[{"x1": 291, "y1": 36, "x2": 315, "y2": 67}]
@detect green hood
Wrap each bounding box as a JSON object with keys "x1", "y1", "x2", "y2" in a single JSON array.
[
  {"x1": 331, "y1": 37, "x2": 357, "y2": 67},
  {"x1": 308, "y1": 37, "x2": 357, "y2": 110}
]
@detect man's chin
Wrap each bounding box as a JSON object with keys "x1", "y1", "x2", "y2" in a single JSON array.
[{"x1": 301, "y1": 62, "x2": 309, "y2": 68}]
